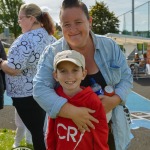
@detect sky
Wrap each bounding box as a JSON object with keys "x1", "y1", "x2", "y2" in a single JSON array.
[
  {"x1": 24, "y1": 0, "x2": 150, "y2": 24},
  {"x1": 24, "y1": 0, "x2": 149, "y2": 23}
]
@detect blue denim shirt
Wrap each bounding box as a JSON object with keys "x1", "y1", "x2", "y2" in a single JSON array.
[{"x1": 33, "y1": 31, "x2": 133, "y2": 150}]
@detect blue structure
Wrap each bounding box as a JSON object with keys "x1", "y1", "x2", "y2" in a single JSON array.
[
  {"x1": 126, "y1": 91, "x2": 150, "y2": 130},
  {"x1": 4, "y1": 91, "x2": 150, "y2": 130}
]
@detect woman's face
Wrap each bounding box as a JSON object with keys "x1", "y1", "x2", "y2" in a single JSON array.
[
  {"x1": 60, "y1": 7, "x2": 92, "y2": 49},
  {"x1": 18, "y1": 10, "x2": 35, "y2": 33}
]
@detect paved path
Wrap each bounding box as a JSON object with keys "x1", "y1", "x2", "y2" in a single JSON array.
[
  {"x1": 132, "y1": 78, "x2": 150, "y2": 100},
  {"x1": 0, "y1": 106, "x2": 16, "y2": 130},
  {"x1": 128, "y1": 127, "x2": 150, "y2": 150},
  {"x1": 0, "y1": 78, "x2": 150, "y2": 149},
  {"x1": 128, "y1": 78, "x2": 150, "y2": 150}
]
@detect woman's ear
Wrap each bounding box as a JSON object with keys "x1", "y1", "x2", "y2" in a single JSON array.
[
  {"x1": 30, "y1": 15, "x2": 37, "y2": 24},
  {"x1": 53, "y1": 71, "x2": 59, "y2": 81}
]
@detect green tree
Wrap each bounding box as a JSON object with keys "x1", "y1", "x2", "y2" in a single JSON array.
[
  {"x1": 54, "y1": 23, "x2": 62, "y2": 39},
  {"x1": 122, "y1": 30, "x2": 130, "y2": 35},
  {"x1": 0, "y1": 0, "x2": 24, "y2": 38},
  {"x1": 53, "y1": 29, "x2": 62, "y2": 40},
  {"x1": 89, "y1": 1, "x2": 119, "y2": 35}
]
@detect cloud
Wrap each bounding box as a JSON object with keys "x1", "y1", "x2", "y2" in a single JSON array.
[
  {"x1": 24, "y1": 0, "x2": 149, "y2": 24},
  {"x1": 40, "y1": 6, "x2": 52, "y2": 13}
]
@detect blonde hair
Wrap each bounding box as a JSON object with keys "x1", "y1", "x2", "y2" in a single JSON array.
[{"x1": 20, "y1": 3, "x2": 55, "y2": 35}]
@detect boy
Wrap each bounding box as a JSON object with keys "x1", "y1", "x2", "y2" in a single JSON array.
[{"x1": 46, "y1": 50, "x2": 109, "y2": 150}]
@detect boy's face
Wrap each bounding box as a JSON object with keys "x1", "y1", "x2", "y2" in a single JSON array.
[{"x1": 53, "y1": 61, "x2": 87, "y2": 95}]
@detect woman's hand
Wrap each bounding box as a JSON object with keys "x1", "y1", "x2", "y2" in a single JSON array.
[
  {"x1": 98, "y1": 94, "x2": 121, "y2": 113},
  {"x1": 71, "y1": 107, "x2": 99, "y2": 133},
  {"x1": 58, "y1": 103, "x2": 99, "y2": 133}
]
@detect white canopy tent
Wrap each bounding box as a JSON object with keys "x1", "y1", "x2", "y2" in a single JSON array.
[
  {"x1": 106, "y1": 33, "x2": 150, "y2": 59},
  {"x1": 106, "y1": 33, "x2": 150, "y2": 45}
]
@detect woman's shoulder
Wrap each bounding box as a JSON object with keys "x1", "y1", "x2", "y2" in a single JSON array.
[
  {"x1": 48, "y1": 35, "x2": 57, "y2": 43},
  {"x1": 51, "y1": 37, "x2": 65, "y2": 52},
  {"x1": 93, "y1": 33, "x2": 119, "y2": 54},
  {"x1": 91, "y1": 32, "x2": 117, "y2": 50},
  {"x1": 52, "y1": 37, "x2": 63, "y2": 45},
  {"x1": 22, "y1": 28, "x2": 51, "y2": 43},
  {"x1": 95, "y1": 34, "x2": 116, "y2": 44},
  {"x1": 10, "y1": 34, "x2": 24, "y2": 46},
  {"x1": 22, "y1": 28, "x2": 47, "y2": 37}
]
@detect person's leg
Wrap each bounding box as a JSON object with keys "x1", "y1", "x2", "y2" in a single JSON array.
[
  {"x1": 134, "y1": 63, "x2": 139, "y2": 77},
  {"x1": 0, "y1": 95, "x2": 4, "y2": 109},
  {"x1": 146, "y1": 64, "x2": 150, "y2": 74},
  {"x1": 25, "y1": 127, "x2": 32, "y2": 145},
  {"x1": 43, "y1": 113, "x2": 49, "y2": 147},
  {"x1": 12, "y1": 96, "x2": 46, "y2": 150},
  {"x1": 13, "y1": 109, "x2": 25, "y2": 148},
  {"x1": 108, "y1": 121, "x2": 116, "y2": 150},
  {"x1": 0, "y1": 74, "x2": 4, "y2": 110}
]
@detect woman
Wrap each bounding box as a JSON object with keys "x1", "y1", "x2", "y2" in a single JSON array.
[
  {"x1": 0, "y1": 3, "x2": 56, "y2": 150},
  {"x1": 33, "y1": 0, "x2": 133, "y2": 150},
  {"x1": 0, "y1": 40, "x2": 7, "y2": 109}
]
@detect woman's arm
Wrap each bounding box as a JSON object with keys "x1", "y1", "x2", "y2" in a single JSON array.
[
  {"x1": 114, "y1": 43, "x2": 133, "y2": 103},
  {"x1": 98, "y1": 39, "x2": 133, "y2": 113},
  {"x1": 1, "y1": 60, "x2": 21, "y2": 76},
  {"x1": 33, "y1": 45, "x2": 99, "y2": 132},
  {"x1": 99, "y1": 94, "x2": 121, "y2": 113},
  {"x1": 58, "y1": 103, "x2": 99, "y2": 132}
]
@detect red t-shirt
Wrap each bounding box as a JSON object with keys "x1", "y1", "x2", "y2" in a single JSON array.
[{"x1": 46, "y1": 86, "x2": 109, "y2": 150}]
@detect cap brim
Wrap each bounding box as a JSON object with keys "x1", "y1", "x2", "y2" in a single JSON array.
[{"x1": 55, "y1": 58, "x2": 82, "y2": 69}]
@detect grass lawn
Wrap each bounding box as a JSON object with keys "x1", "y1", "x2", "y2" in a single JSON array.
[
  {"x1": 5, "y1": 48, "x2": 9, "y2": 54},
  {"x1": 0, "y1": 129, "x2": 33, "y2": 150}
]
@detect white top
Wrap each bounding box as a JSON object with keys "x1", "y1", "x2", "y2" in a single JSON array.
[
  {"x1": 6, "y1": 28, "x2": 56, "y2": 97},
  {"x1": 106, "y1": 111, "x2": 112, "y2": 123}
]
